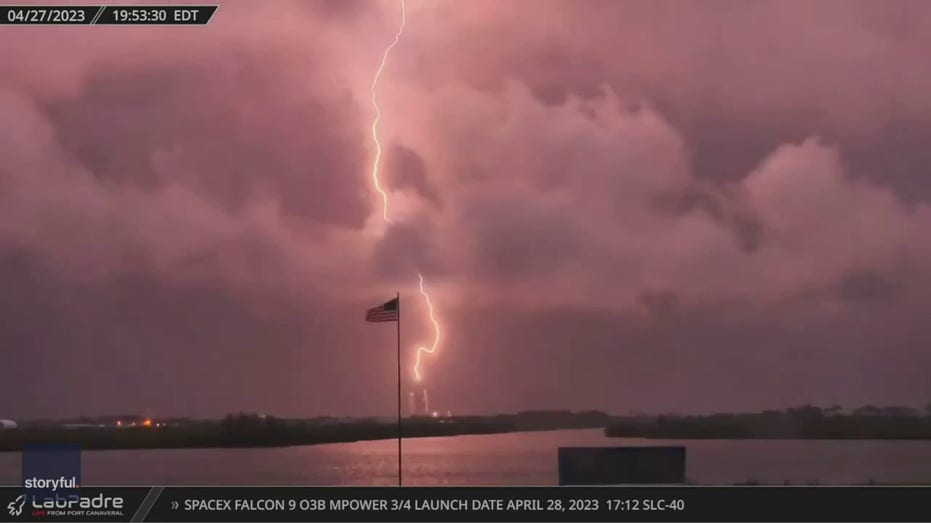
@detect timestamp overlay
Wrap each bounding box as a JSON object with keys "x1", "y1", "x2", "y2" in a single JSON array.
[
  {"x1": 3, "y1": 485, "x2": 931, "y2": 522},
  {"x1": 0, "y1": 5, "x2": 218, "y2": 25}
]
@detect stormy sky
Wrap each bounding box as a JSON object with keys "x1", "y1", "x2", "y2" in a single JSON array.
[{"x1": 2, "y1": 0, "x2": 930, "y2": 420}]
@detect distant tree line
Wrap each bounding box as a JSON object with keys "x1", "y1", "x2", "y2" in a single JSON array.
[{"x1": 606, "y1": 404, "x2": 931, "y2": 439}]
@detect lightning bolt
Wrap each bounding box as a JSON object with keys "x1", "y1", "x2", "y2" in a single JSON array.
[
  {"x1": 369, "y1": 0, "x2": 442, "y2": 384},
  {"x1": 369, "y1": 0, "x2": 406, "y2": 223},
  {"x1": 413, "y1": 272, "x2": 440, "y2": 382}
]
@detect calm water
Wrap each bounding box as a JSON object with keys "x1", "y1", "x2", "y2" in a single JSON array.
[{"x1": 3, "y1": 429, "x2": 931, "y2": 485}]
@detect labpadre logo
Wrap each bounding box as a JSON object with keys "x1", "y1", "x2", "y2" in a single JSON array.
[{"x1": 7, "y1": 494, "x2": 24, "y2": 517}]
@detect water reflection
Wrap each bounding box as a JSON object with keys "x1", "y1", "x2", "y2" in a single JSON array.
[{"x1": 1, "y1": 429, "x2": 930, "y2": 485}]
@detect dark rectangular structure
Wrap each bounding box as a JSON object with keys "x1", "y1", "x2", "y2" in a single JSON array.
[{"x1": 558, "y1": 446, "x2": 686, "y2": 485}]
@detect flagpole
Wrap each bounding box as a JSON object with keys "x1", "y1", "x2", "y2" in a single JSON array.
[{"x1": 396, "y1": 291, "x2": 402, "y2": 486}]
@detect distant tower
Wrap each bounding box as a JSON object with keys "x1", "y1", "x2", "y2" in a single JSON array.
[
  {"x1": 422, "y1": 388, "x2": 430, "y2": 416},
  {"x1": 408, "y1": 392, "x2": 416, "y2": 417}
]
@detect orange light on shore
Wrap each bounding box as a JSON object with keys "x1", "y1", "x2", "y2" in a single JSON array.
[{"x1": 143, "y1": 419, "x2": 152, "y2": 427}]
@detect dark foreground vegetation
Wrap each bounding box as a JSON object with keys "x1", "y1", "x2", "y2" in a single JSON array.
[
  {"x1": 606, "y1": 405, "x2": 931, "y2": 439},
  {"x1": 0, "y1": 410, "x2": 611, "y2": 452},
  {"x1": 4, "y1": 405, "x2": 930, "y2": 451}
]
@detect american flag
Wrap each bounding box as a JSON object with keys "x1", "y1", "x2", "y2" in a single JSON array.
[{"x1": 365, "y1": 297, "x2": 399, "y2": 322}]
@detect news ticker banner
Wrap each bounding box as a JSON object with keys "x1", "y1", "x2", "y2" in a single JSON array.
[
  {"x1": 0, "y1": 5, "x2": 217, "y2": 25},
  {"x1": 3, "y1": 486, "x2": 931, "y2": 522}
]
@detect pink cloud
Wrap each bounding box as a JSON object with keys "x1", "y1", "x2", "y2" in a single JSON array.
[{"x1": 1, "y1": 0, "x2": 930, "y2": 419}]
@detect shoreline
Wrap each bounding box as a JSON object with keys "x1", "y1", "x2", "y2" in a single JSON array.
[
  {"x1": 0, "y1": 415, "x2": 612, "y2": 453},
  {"x1": 6, "y1": 409, "x2": 931, "y2": 452}
]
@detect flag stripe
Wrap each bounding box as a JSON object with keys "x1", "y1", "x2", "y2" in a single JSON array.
[
  {"x1": 366, "y1": 313, "x2": 398, "y2": 321},
  {"x1": 366, "y1": 315, "x2": 398, "y2": 322},
  {"x1": 365, "y1": 297, "x2": 399, "y2": 322}
]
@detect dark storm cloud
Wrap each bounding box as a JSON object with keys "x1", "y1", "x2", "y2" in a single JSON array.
[
  {"x1": 842, "y1": 118, "x2": 931, "y2": 204},
  {"x1": 382, "y1": 0, "x2": 931, "y2": 413},
  {"x1": 660, "y1": 185, "x2": 766, "y2": 252},
  {"x1": 406, "y1": 0, "x2": 931, "y2": 201},
  {"x1": 424, "y1": 299, "x2": 931, "y2": 416},
  {"x1": 461, "y1": 194, "x2": 582, "y2": 283},
  {"x1": 45, "y1": 55, "x2": 370, "y2": 229},
  {"x1": 3, "y1": 0, "x2": 931, "y2": 420},
  {"x1": 384, "y1": 144, "x2": 440, "y2": 206},
  {"x1": 0, "y1": 250, "x2": 404, "y2": 419},
  {"x1": 371, "y1": 222, "x2": 445, "y2": 280},
  {"x1": 0, "y1": 5, "x2": 387, "y2": 418},
  {"x1": 303, "y1": 0, "x2": 369, "y2": 19},
  {"x1": 839, "y1": 271, "x2": 899, "y2": 303},
  {"x1": 637, "y1": 290, "x2": 680, "y2": 319}
]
